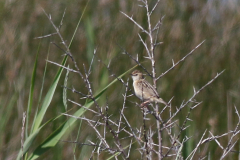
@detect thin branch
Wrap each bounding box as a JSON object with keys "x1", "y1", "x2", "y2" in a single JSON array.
[
  {"x1": 47, "y1": 60, "x2": 78, "y2": 73},
  {"x1": 150, "y1": 0, "x2": 161, "y2": 15},
  {"x1": 120, "y1": 11, "x2": 149, "y2": 34},
  {"x1": 59, "y1": 8, "x2": 66, "y2": 29},
  {"x1": 156, "y1": 40, "x2": 205, "y2": 80},
  {"x1": 34, "y1": 32, "x2": 57, "y2": 39}
]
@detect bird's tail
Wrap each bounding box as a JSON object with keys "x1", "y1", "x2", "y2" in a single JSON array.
[{"x1": 157, "y1": 98, "x2": 168, "y2": 106}]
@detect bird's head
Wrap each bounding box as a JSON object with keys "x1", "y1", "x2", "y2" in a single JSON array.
[{"x1": 130, "y1": 70, "x2": 144, "y2": 81}]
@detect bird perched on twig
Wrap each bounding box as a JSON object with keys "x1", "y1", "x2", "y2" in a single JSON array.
[{"x1": 130, "y1": 70, "x2": 168, "y2": 106}]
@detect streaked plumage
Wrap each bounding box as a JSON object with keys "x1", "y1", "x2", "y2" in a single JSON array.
[{"x1": 130, "y1": 70, "x2": 167, "y2": 105}]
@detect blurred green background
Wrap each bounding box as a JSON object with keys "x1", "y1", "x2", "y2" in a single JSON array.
[{"x1": 1, "y1": 0, "x2": 240, "y2": 159}]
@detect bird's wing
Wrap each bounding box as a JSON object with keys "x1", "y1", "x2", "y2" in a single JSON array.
[{"x1": 139, "y1": 79, "x2": 159, "y2": 98}]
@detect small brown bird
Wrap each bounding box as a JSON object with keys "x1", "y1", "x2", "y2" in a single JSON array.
[{"x1": 130, "y1": 70, "x2": 167, "y2": 105}]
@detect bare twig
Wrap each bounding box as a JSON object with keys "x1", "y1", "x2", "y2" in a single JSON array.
[
  {"x1": 120, "y1": 11, "x2": 149, "y2": 34},
  {"x1": 156, "y1": 40, "x2": 205, "y2": 81},
  {"x1": 47, "y1": 60, "x2": 78, "y2": 73},
  {"x1": 34, "y1": 32, "x2": 57, "y2": 39}
]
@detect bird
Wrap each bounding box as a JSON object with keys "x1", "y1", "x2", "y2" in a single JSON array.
[{"x1": 130, "y1": 70, "x2": 168, "y2": 106}]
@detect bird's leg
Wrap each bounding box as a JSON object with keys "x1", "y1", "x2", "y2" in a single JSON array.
[
  {"x1": 140, "y1": 101, "x2": 151, "y2": 114},
  {"x1": 139, "y1": 100, "x2": 151, "y2": 113},
  {"x1": 140, "y1": 100, "x2": 151, "y2": 107}
]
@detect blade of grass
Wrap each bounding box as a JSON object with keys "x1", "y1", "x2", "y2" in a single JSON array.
[
  {"x1": 26, "y1": 42, "x2": 40, "y2": 138},
  {"x1": 30, "y1": 45, "x2": 50, "y2": 134},
  {"x1": 85, "y1": 17, "x2": 95, "y2": 63},
  {"x1": 31, "y1": 56, "x2": 67, "y2": 133},
  {"x1": 68, "y1": 0, "x2": 89, "y2": 48}
]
